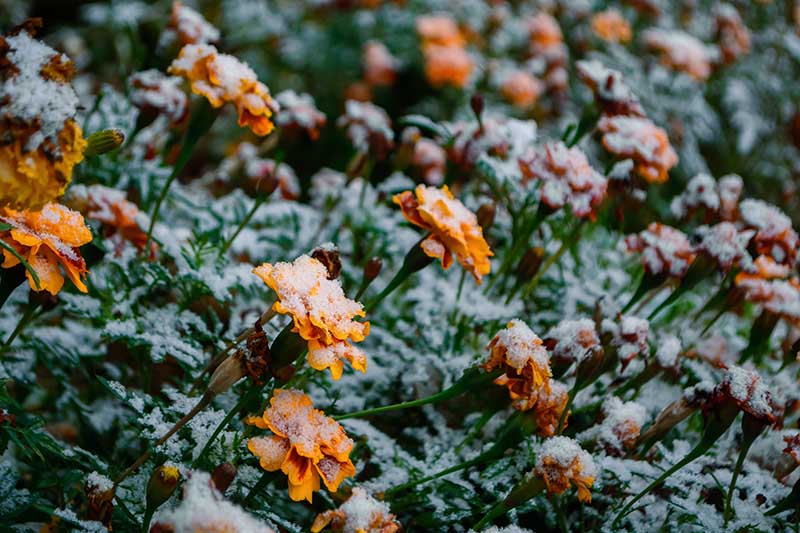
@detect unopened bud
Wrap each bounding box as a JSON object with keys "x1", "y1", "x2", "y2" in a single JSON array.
[
  {"x1": 516, "y1": 246, "x2": 544, "y2": 281},
  {"x1": 470, "y1": 93, "x2": 485, "y2": 123},
  {"x1": 476, "y1": 202, "x2": 496, "y2": 231},
  {"x1": 211, "y1": 462, "x2": 237, "y2": 493},
  {"x1": 146, "y1": 464, "x2": 180, "y2": 511},
  {"x1": 364, "y1": 257, "x2": 383, "y2": 283},
  {"x1": 311, "y1": 244, "x2": 342, "y2": 280},
  {"x1": 84, "y1": 128, "x2": 125, "y2": 156},
  {"x1": 207, "y1": 354, "x2": 245, "y2": 395}
]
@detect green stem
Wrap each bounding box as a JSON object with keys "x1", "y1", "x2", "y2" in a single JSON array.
[
  {"x1": 218, "y1": 195, "x2": 268, "y2": 259},
  {"x1": 141, "y1": 506, "x2": 155, "y2": 533},
  {"x1": 515, "y1": 220, "x2": 585, "y2": 303},
  {"x1": 145, "y1": 102, "x2": 217, "y2": 250},
  {"x1": 455, "y1": 410, "x2": 496, "y2": 453},
  {"x1": 243, "y1": 471, "x2": 271, "y2": 506},
  {"x1": 193, "y1": 386, "x2": 262, "y2": 467},
  {"x1": 365, "y1": 237, "x2": 433, "y2": 313},
  {"x1": 2, "y1": 302, "x2": 40, "y2": 352},
  {"x1": 723, "y1": 436, "x2": 754, "y2": 526}
]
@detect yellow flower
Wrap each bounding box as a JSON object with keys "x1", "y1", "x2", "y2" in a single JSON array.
[
  {"x1": 311, "y1": 487, "x2": 400, "y2": 533},
  {"x1": 67, "y1": 185, "x2": 151, "y2": 254},
  {"x1": 535, "y1": 436, "x2": 596, "y2": 503},
  {"x1": 0, "y1": 22, "x2": 87, "y2": 210},
  {"x1": 483, "y1": 319, "x2": 552, "y2": 411},
  {"x1": 533, "y1": 380, "x2": 569, "y2": 437},
  {"x1": 246, "y1": 389, "x2": 357, "y2": 503},
  {"x1": 0, "y1": 203, "x2": 92, "y2": 295},
  {"x1": 393, "y1": 185, "x2": 493, "y2": 284},
  {"x1": 252, "y1": 255, "x2": 369, "y2": 379},
  {"x1": 169, "y1": 44, "x2": 277, "y2": 136}
]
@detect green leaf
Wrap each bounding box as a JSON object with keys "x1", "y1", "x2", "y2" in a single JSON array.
[{"x1": 0, "y1": 239, "x2": 40, "y2": 290}]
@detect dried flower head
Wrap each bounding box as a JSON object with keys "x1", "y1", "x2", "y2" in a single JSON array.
[
  {"x1": 168, "y1": 2, "x2": 220, "y2": 45},
  {"x1": 590, "y1": 9, "x2": 632, "y2": 44},
  {"x1": 0, "y1": 22, "x2": 86, "y2": 210},
  {"x1": 151, "y1": 470, "x2": 274, "y2": 532},
  {"x1": 274, "y1": 90, "x2": 327, "y2": 141},
  {"x1": 337, "y1": 99, "x2": 395, "y2": 159},
  {"x1": 500, "y1": 69, "x2": 542, "y2": 109},
  {"x1": 715, "y1": 4, "x2": 751, "y2": 65},
  {"x1": 129, "y1": 69, "x2": 189, "y2": 124},
  {"x1": 598, "y1": 115, "x2": 678, "y2": 184},
  {"x1": 543, "y1": 318, "x2": 601, "y2": 365},
  {"x1": 643, "y1": 29, "x2": 712, "y2": 81},
  {"x1": 534, "y1": 380, "x2": 570, "y2": 437},
  {"x1": 252, "y1": 255, "x2": 369, "y2": 379},
  {"x1": 484, "y1": 319, "x2": 552, "y2": 411},
  {"x1": 712, "y1": 366, "x2": 777, "y2": 425},
  {"x1": 518, "y1": 142, "x2": 607, "y2": 219},
  {"x1": 363, "y1": 40, "x2": 397, "y2": 87},
  {"x1": 311, "y1": 487, "x2": 400, "y2": 533},
  {"x1": 576, "y1": 60, "x2": 643, "y2": 117},
  {"x1": 534, "y1": 436, "x2": 597, "y2": 502},
  {"x1": 393, "y1": 185, "x2": 493, "y2": 283},
  {"x1": 246, "y1": 389, "x2": 356, "y2": 502},
  {"x1": 0, "y1": 203, "x2": 91, "y2": 294},
  {"x1": 169, "y1": 44, "x2": 277, "y2": 136},
  {"x1": 66, "y1": 184, "x2": 149, "y2": 253},
  {"x1": 625, "y1": 223, "x2": 696, "y2": 278},
  {"x1": 738, "y1": 199, "x2": 798, "y2": 266}
]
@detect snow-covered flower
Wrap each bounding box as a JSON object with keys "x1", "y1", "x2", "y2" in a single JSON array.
[
  {"x1": 598, "y1": 115, "x2": 678, "y2": 184},
  {"x1": 715, "y1": 4, "x2": 750, "y2": 65},
  {"x1": 337, "y1": 100, "x2": 394, "y2": 159},
  {"x1": 643, "y1": 29, "x2": 712, "y2": 81},
  {"x1": 543, "y1": 318, "x2": 601, "y2": 365},
  {"x1": 590, "y1": 9, "x2": 632, "y2": 44},
  {"x1": 0, "y1": 22, "x2": 86, "y2": 210},
  {"x1": 363, "y1": 40, "x2": 397, "y2": 87},
  {"x1": 576, "y1": 60, "x2": 643, "y2": 117},
  {"x1": 246, "y1": 389, "x2": 356, "y2": 503},
  {"x1": 535, "y1": 436, "x2": 597, "y2": 502},
  {"x1": 66, "y1": 184, "x2": 150, "y2": 254},
  {"x1": 274, "y1": 90, "x2": 326, "y2": 141},
  {"x1": 738, "y1": 199, "x2": 798, "y2": 266},
  {"x1": 711, "y1": 366, "x2": 778, "y2": 426},
  {"x1": 311, "y1": 487, "x2": 400, "y2": 532},
  {"x1": 0, "y1": 203, "x2": 91, "y2": 294},
  {"x1": 484, "y1": 319, "x2": 552, "y2": 411},
  {"x1": 533, "y1": 380, "x2": 569, "y2": 436},
  {"x1": 500, "y1": 69, "x2": 542, "y2": 109},
  {"x1": 625, "y1": 223, "x2": 696, "y2": 278},
  {"x1": 393, "y1": 185, "x2": 493, "y2": 283},
  {"x1": 129, "y1": 69, "x2": 189, "y2": 124}
]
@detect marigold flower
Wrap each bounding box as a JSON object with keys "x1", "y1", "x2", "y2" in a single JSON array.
[
  {"x1": 715, "y1": 4, "x2": 751, "y2": 65},
  {"x1": 66, "y1": 184, "x2": 149, "y2": 253},
  {"x1": 739, "y1": 199, "x2": 798, "y2": 266},
  {"x1": 534, "y1": 436, "x2": 596, "y2": 502},
  {"x1": 718, "y1": 174, "x2": 743, "y2": 221},
  {"x1": 244, "y1": 157, "x2": 300, "y2": 201},
  {"x1": 597, "y1": 115, "x2": 678, "y2": 184},
  {"x1": 411, "y1": 136, "x2": 447, "y2": 185},
  {"x1": 602, "y1": 315, "x2": 649, "y2": 371},
  {"x1": 710, "y1": 366, "x2": 778, "y2": 425},
  {"x1": 129, "y1": 69, "x2": 189, "y2": 124},
  {"x1": 168, "y1": 1, "x2": 220, "y2": 45},
  {"x1": 363, "y1": 40, "x2": 397, "y2": 87},
  {"x1": 169, "y1": 44, "x2": 277, "y2": 136},
  {"x1": 274, "y1": 90, "x2": 327, "y2": 141},
  {"x1": 252, "y1": 255, "x2": 369, "y2": 379},
  {"x1": 527, "y1": 13, "x2": 563, "y2": 51},
  {"x1": 0, "y1": 23, "x2": 87, "y2": 210},
  {"x1": 337, "y1": 100, "x2": 395, "y2": 159},
  {"x1": 500, "y1": 69, "x2": 542, "y2": 109},
  {"x1": 783, "y1": 434, "x2": 800, "y2": 465},
  {"x1": 625, "y1": 223, "x2": 696, "y2": 278},
  {"x1": 0, "y1": 203, "x2": 91, "y2": 295},
  {"x1": 416, "y1": 14, "x2": 465, "y2": 48},
  {"x1": 311, "y1": 487, "x2": 400, "y2": 533},
  {"x1": 246, "y1": 389, "x2": 356, "y2": 502},
  {"x1": 590, "y1": 396, "x2": 646, "y2": 455},
  {"x1": 449, "y1": 118, "x2": 510, "y2": 170},
  {"x1": 393, "y1": 185, "x2": 493, "y2": 283},
  {"x1": 693, "y1": 222, "x2": 754, "y2": 273},
  {"x1": 484, "y1": 319, "x2": 552, "y2": 411},
  {"x1": 151, "y1": 470, "x2": 274, "y2": 532},
  {"x1": 734, "y1": 256, "x2": 800, "y2": 325},
  {"x1": 591, "y1": 9, "x2": 632, "y2": 43},
  {"x1": 533, "y1": 380, "x2": 569, "y2": 437},
  {"x1": 518, "y1": 142, "x2": 607, "y2": 219},
  {"x1": 543, "y1": 318, "x2": 600, "y2": 366},
  {"x1": 575, "y1": 60, "x2": 643, "y2": 117},
  {"x1": 422, "y1": 44, "x2": 473, "y2": 89},
  {"x1": 526, "y1": 13, "x2": 569, "y2": 95},
  {"x1": 643, "y1": 29, "x2": 712, "y2": 81}
]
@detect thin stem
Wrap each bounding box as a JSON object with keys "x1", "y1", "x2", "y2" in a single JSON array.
[
  {"x1": 455, "y1": 410, "x2": 495, "y2": 453},
  {"x1": 243, "y1": 471, "x2": 271, "y2": 507},
  {"x1": 472, "y1": 500, "x2": 509, "y2": 531},
  {"x1": 2, "y1": 301, "x2": 39, "y2": 351},
  {"x1": 723, "y1": 439, "x2": 752, "y2": 525},
  {"x1": 516, "y1": 221, "x2": 585, "y2": 303},
  {"x1": 193, "y1": 386, "x2": 261, "y2": 467},
  {"x1": 218, "y1": 195, "x2": 268, "y2": 259},
  {"x1": 141, "y1": 507, "x2": 155, "y2": 533}
]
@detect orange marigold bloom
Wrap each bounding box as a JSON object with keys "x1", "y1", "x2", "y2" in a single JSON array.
[
  {"x1": 416, "y1": 14, "x2": 465, "y2": 48},
  {"x1": 535, "y1": 436, "x2": 596, "y2": 503},
  {"x1": 643, "y1": 29, "x2": 712, "y2": 81},
  {"x1": 422, "y1": 45, "x2": 473, "y2": 88},
  {"x1": 252, "y1": 255, "x2": 369, "y2": 379},
  {"x1": 734, "y1": 256, "x2": 800, "y2": 325},
  {"x1": 246, "y1": 389, "x2": 356, "y2": 503},
  {"x1": 625, "y1": 222, "x2": 696, "y2": 278},
  {"x1": 484, "y1": 319, "x2": 552, "y2": 411},
  {"x1": 168, "y1": 1, "x2": 220, "y2": 45},
  {"x1": 527, "y1": 13, "x2": 563, "y2": 51},
  {"x1": 169, "y1": 44, "x2": 277, "y2": 136},
  {"x1": 715, "y1": 4, "x2": 751, "y2": 65},
  {"x1": 66, "y1": 185, "x2": 149, "y2": 253},
  {"x1": 363, "y1": 40, "x2": 397, "y2": 87},
  {"x1": 576, "y1": 60, "x2": 644, "y2": 117},
  {"x1": 710, "y1": 365, "x2": 778, "y2": 425},
  {"x1": 311, "y1": 487, "x2": 400, "y2": 533},
  {"x1": 0, "y1": 23, "x2": 87, "y2": 210},
  {"x1": 533, "y1": 380, "x2": 569, "y2": 437},
  {"x1": 598, "y1": 115, "x2": 678, "y2": 184},
  {"x1": 739, "y1": 199, "x2": 798, "y2": 266},
  {"x1": 0, "y1": 203, "x2": 91, "y2": 295},
  {"x1": 590, "y1": 9, "x2": 632, "y2": 43},
  {"x1": 393, "y1": 185, "x2": 493, "y2": 283},
  {"x1": 593, "y1": 396, "x2": 647, "y2": 455},
  {"x1": 500, "y1": 69, "x2": 542, "y2": 109}
]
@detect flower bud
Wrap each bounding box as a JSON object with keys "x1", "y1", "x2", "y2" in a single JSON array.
[
  {"x1": 207, "y1": 354, "x2": 245, "y2": 395},
  {"x1": 84, "y1": 128, "x2": 125, "y2": 157},
  {"x1": 363, "y1": 257, "x2": 383, "y2": 284},
  {"x1": 476, "y1": 202, "x2": 496, "y2": 231},
  {"x1": 146, "y1": 464, "x2": 180, "y2": 512},
  {"x1": 516, "y1": 246, "x2": 544, "y2": 281},
  {"x1": 311, "y1": 244, "x2": 342, "y2": 280},
  {"x1": 470, "y1": 92, "x2": 485, "y2": 123},
  {"x1": 211, "y1": 462, "x2": 237, "y2": 493}
]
